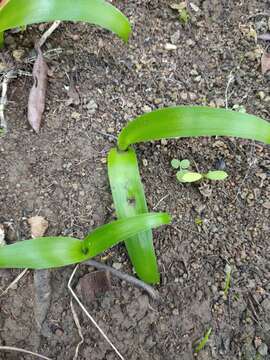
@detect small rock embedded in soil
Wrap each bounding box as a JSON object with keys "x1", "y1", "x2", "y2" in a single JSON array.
[
  {"x1": 164, "y1": 43, "x2": 177, "y2": 50},
  {"x1": 112, "y1": 262, "x2": 122, "y2": 270},
  {"x1": 261, "y1": 298, "x2": 270, "y2": 312},
  {"x1": 258, "y1": 343, "x2": 268, "y2": 356},
  {"x1": 77, "y1": 270, "x2": 112, "y2": 305}
]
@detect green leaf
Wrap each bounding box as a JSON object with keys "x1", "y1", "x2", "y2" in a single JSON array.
[
  {"x1": 177, "y1": 171, "x2": 202, "y2": 183},
  {"x1": 179, "y1": 159, "x2": 190, "y2": 169},
  {"x1": 0, "y1": 31, "x2": 4, "y2": 47},
  {"x1": 83, "y1": 212, "x2": 171, "y2": 259},
  {"x1": 0, "y1": 213, "x2": 170, "y2": 269},
  {"x1": 0, "y1": 236, "x2": 86, "y2": 268},
  {"x1": 0, "y1": 0, "x2": 131, "y2": 43},
  {"x1": 171, "y1": 159, "x2": 181, "y2": 169},
  {"x1": 205, "y1": 170, "x2": 228, "y2": 181},
  {"x1": 194, "y1": 328, "x2": 212, "y2": 353},
  {"x1": 108, "y1": 147, "x2": 161, "y2": 284},
  {"x1": 117, "y1": 106, "x2": 270, "y2": 150}
]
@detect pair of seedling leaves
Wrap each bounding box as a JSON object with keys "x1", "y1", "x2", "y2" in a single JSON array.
[
  {"x1": 0, "y1": 1, "x2": 270, "y2": 284},
  {"x1": 171, "y1": 158, "x2": 228, "y2": 183}
]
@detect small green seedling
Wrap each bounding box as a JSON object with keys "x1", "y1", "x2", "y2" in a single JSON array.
[
  {"x1": 171, "y1": 158, "x2": 228, "y2": 183},
  {"x1": 194, "y1": 327, "x2": 212, "y2": 353},
  {"x1": 170, "y1": 3, "x2": 190, "y2": 25}
]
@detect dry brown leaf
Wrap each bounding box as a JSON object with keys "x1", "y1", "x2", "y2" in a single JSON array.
[
  {"x1": 261, "y1": 51, "x2": 270, "y2": 74},
  {"x1": 27, "y1": 47, "x2": 48, "y2": 133},
  {"x1": 28, "y1": 216, "x2": 49, "y2": 238}
]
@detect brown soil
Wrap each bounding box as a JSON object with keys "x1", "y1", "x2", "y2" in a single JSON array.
[{"x1": 0, "y1": 1, "x2": 270, "y2": 359}]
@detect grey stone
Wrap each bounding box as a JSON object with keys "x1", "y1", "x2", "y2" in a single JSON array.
[{"x1": 258, "y1": 343, "x2": 268, "y2": 356}]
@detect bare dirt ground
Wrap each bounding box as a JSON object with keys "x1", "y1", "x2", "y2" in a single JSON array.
[{"x1": 0, "y1": 1, "x2": 270, "y2": 359}]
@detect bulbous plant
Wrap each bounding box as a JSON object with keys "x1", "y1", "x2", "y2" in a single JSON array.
[
  {"x1": 108, "y1": 106, "x2": 270, "y2": 283},
  {"x1": 0, "y1": 106, "x2": 269, "y2": 284},
  {"x1": 0, "y1": 0, "x2": 131, "y2": 47}
]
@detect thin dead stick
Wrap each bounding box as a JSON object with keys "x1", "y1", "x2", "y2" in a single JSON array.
[
  {"x1": 37, "y1": 21, "x2": 61, "y2": 48},
  {"x1": 248, "y1": 12, "x2": 270, "y2": 19},
  {"x1": 68, "y1": 265, "x2": 126, "y2": 360},
  {"x1": 84, "y1": 260, "x2": 160, "y2": 301},
  {"x1": 153, "y1": 194, "x2": 170, "y2": 210},
  {"x1": 0, "y1": 268, "x2": 28, "y2": 297},
  {"x1": 70, "y1": 300, "x2": 84, "y2": 360},
  {"x1": 225, "y1": 70, "x2": 234, "y2": 109},
  {"x1": 0, "y1": 346, "x2": 52, "y2": 360},
  {"x1": 0, "y1": 70, "x2": 16, "y2": 130}
]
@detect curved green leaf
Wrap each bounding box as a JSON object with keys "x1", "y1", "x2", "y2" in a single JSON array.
[
  {"x1": 108, "y1": 147, "x2": 160, "y2": 284},
  {"x1": 118, "y1": 106, "x2": 270, "y2": 150},
  {"x1": 0, "y1": 236, "x2": 85, "y2": 268},
  {"x1": 0, "y1": 0, "x2": 131, "y2": 42},
  {"x1": 0, "y1": 213, "x2": 170, "y2": 269},
  {"x1": 83, "y1": 212, "x2": 171, "y2": 262}
]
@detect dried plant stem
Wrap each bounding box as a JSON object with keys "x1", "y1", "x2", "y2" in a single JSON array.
[
  {"x1": 0, "y1": 346, "x2": 52, "y2": 360},
  {"x1": 225, "y1": 70, "x2": 234, "y2": 109},
  {"x1": 68, "y1": 265, "x2": 125, "y2": 360},
  {"x1": 37, "y1": 21, "x2": 61, "y2": 48},
  {"x1": 84, "y1": 260, "x2": 160, "y2": 301},
  {"x1": 0, "y1": 70, "x2": 16, "y2": 130},
  {"x1": 0, "y1": 268, "x2": 28, "y2": 297},
  {"x1": 70, "y1": 300, "x2": 84, "y2": 360}
]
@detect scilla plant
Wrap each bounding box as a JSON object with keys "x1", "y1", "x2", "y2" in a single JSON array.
[
  {"x1": 0, "y1": 106, "x2": 269, "y2": 283},
  {"x1": 0, "y1": 0, "x2": 131, "y2": 47}
]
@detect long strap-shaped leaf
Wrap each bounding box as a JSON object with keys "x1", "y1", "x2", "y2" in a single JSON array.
[
  {"x1": 0, "y1": 213, "x2": 170, "y2": 269},
  {"x1": 0, "y1": 0, "x2": 131, "y2": 42},
  {"x1": 118, "y1": 106, "x2": 270, "y2": 150},
  {"x1": 108, "y1": 147, "x2": 160, "y2": 284}
]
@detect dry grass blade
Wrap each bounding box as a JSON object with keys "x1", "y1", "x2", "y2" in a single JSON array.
[
  {"x1": 27, "y1": 46, "x2": 48, "y2": 133},
  {"x1": 37, "y1": 21, "x2": 61, "y2": 48},
  {"x1": 68, "y1": 265, "x2": 125, "y2": 360},
  {"x1": 0, "y1": 345, "x2": 52, "y2": 360},
  {"x1": 70, "y1": 300, "x2": 84, "y2": 360},
  {"x1": 84, "y1": 260, "x2": 160, "y2": 301},
  {"x1": 0, "y1": 70, "x2": 16, "y2": 130},
  {"x1": 0, "y1": 268, "x2": 28, "y2": 297}
]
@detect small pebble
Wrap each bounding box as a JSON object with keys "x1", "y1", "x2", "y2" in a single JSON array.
[
  {"x1": 142, "y1": 159, "x2": 148, "y2": 167},
  {"x1": 112, "y1": 262, "x2": 122, "y2": 270},
  {"x1": 258, "y1": 343, "x2": 268, "y2": 356},
  {"x1": 164, "y1": 43, "x2": 177, "y2": 51}
]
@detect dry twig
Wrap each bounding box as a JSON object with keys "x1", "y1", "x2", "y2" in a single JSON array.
[
  {"x1": 84, "y1": 260, "x2": 160, "y2": 301},
  {"x1": 70, "y1": 300, "x2": 84, "y2": 360},
  {"x1": 68, "y1": 265, "x2": 125, "y2": 360},
  {"x1": 0, "y1": 70, "x2": 16, "y2": 130},
  {"x1": 0, "y1": 269, "x2": 28, "y2": 297},
  {"x1": 37, "y1": 21, "x2": 61, "y2": 48},
  {"x1": 0, "y1": 346, "x2": 52, "y2": 360}
]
